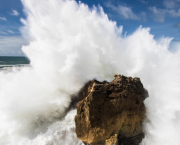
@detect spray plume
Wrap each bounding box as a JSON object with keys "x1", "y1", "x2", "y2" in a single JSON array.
[{"x1": 0, "y1": 0, "x2": 180, "y2": 144}]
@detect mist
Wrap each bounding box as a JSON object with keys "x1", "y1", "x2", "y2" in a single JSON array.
[{"x1": 0, "y1": 0, "x2": 180, "y2": 144}]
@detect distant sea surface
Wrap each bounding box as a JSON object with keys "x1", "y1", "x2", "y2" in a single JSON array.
[{"x1": 0, "y1": 56, "x2": 30, "y2": 72}]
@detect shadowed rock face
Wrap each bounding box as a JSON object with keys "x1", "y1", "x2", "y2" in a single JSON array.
[{"x1": 75, "y1": 75, "x2": 148, "y2": 145}]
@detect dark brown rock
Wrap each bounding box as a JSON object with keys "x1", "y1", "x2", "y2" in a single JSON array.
[{"x1": 75, "y1": 74, "x2": 148, "y2": 145}]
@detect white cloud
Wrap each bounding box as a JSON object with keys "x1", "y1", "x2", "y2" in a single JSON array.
[
  {"x1": 163, "y1": 0, "x2": 176, "y2": 9},
  {"x1": 174, "y1": 22, "x2": 180, "y2": 28},
  {"x1": 149, "y1": 6, "x2": 180, "y2": 22},
  {"x1": 0, "y1": 36, "x2": 28, "y2": 56},
  {"x1": 0, "y1": 31, "x2": 8, "y2": 35},
  {"x1": 10, "y1": 10, "x2": 19, "y2": 16},
  {"x1": 117, "y1": 5, "x2": 139, "y2": 20},
  {"x1": 106, "y1": 3, "x2": 140, "y2": 20},
  {"x1": 7, "y1": 30, "x2": 14, "y2": 34},
  {"x1": 167, "y1": 9, "x2": 180, "y2": 17},
  {"x1": 140, "y1": 11, "x2": 147, "y2": 21},
  {"x1": 163, "y1": 0, "x2": 180, "y2": 9},
  {"x1": 149, "y1": 7, "x2": 166, "y2": 23},
  {"x1": 0, "y1": 17, "x2": 7, "y2": 21},
  {"x1": 139, "y1": 0, "x2": 148, "y2": 4}
]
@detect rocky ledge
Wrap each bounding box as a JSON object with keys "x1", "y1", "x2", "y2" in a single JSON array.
[{"x1": 75, "y1": 74, "x2": 148, "y2": 145}]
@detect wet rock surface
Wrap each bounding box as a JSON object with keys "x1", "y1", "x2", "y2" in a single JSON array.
[{"x1": 75, "y1": 74, "x2": 148, "y2": 145}]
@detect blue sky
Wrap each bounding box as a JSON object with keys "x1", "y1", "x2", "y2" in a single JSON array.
[{"x1": 0, "y1": 0, "x2": 180, "y2": 56}]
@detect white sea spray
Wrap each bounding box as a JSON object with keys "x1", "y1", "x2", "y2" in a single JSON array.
[{"x1": 0, "y1": 0, "x2": 180, "y2": 144}]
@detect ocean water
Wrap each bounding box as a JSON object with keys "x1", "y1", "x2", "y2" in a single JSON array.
[
  {"x1": 0, "y1": 56, "x2": 30, "y2": 73},
  {"x1": 0, "y1": 56, "x2": 29, "y2": 65},
  {"x1": 1, "y1": 0, "x2": 180, "y2": 145}
]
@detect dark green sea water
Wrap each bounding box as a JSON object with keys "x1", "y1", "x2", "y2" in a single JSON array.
[{"x1": 0, "y1": 56, "x2": 30, "y2": 65}]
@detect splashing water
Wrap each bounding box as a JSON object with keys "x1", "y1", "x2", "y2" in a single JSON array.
[{"x1": 0, "y1": 0, "x2": 180, "y2": 144}]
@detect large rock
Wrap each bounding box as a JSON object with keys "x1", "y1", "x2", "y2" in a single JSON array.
[{"x1": 75, "y1": 75, "x2": 148, "y2": 145}]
